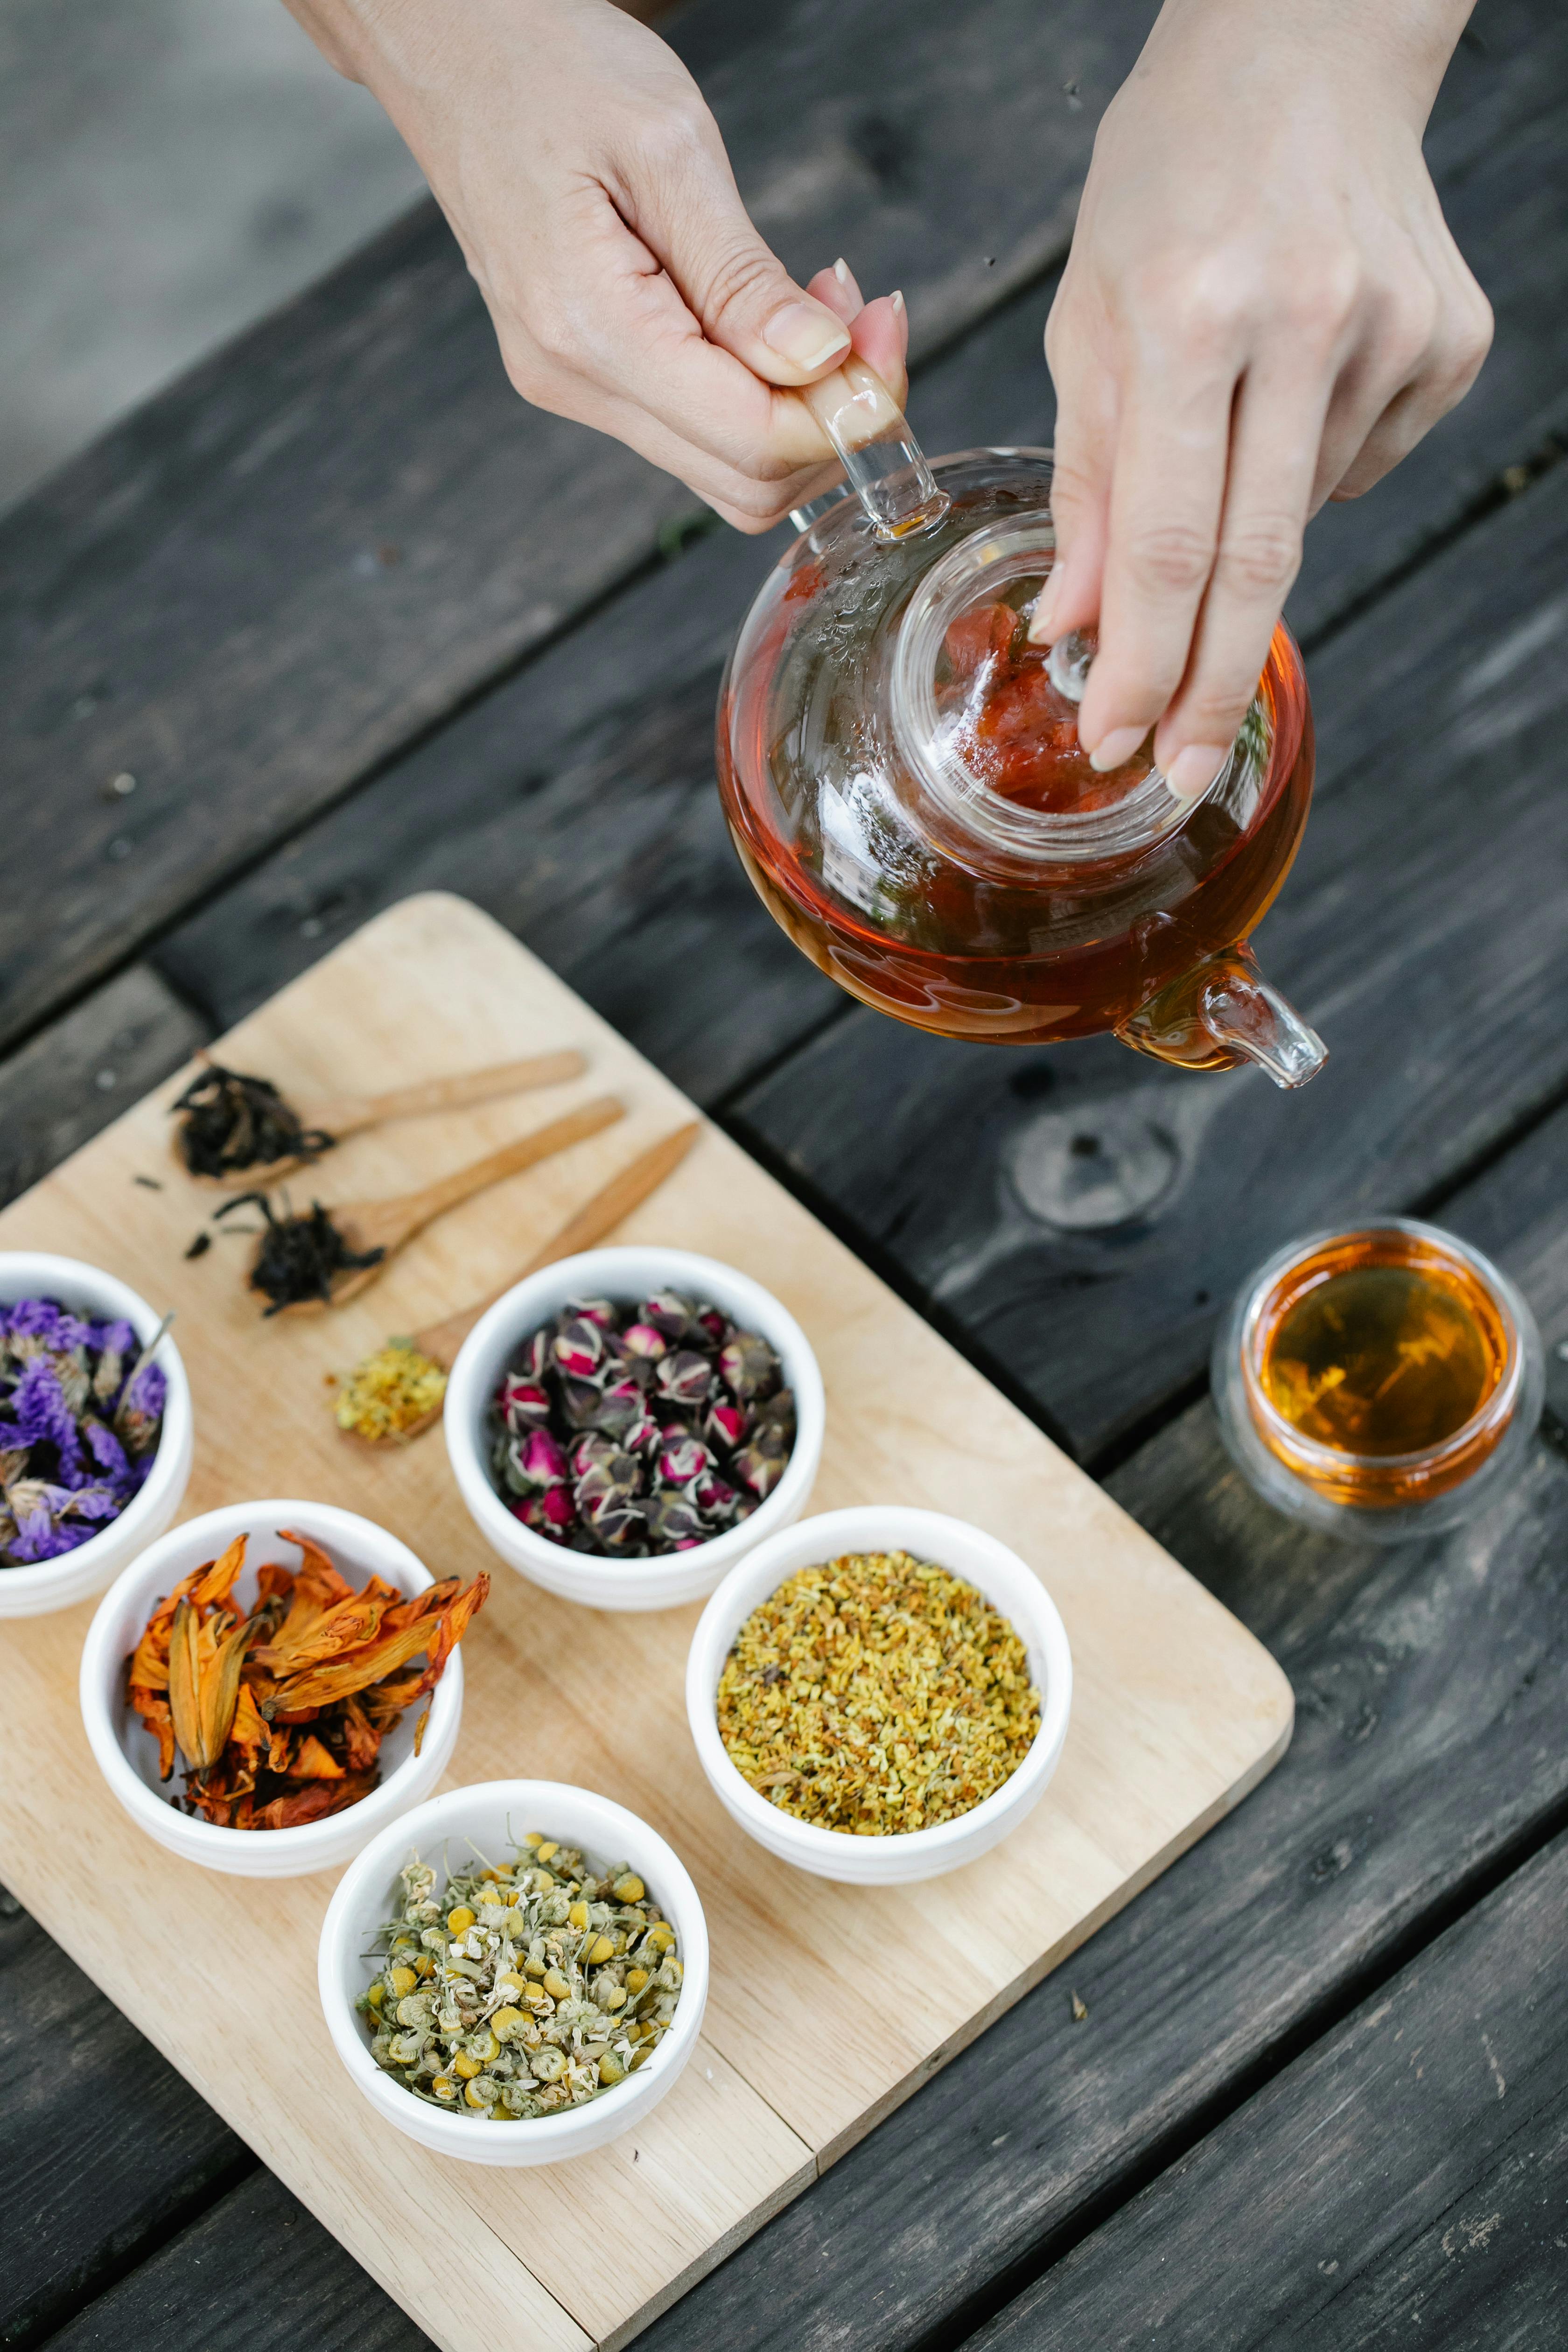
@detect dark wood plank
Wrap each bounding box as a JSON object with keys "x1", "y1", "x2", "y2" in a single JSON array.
[
  {"x1": 623, "y1": 1091, "x2": 1568, "y2": 2352},
  {"x1": 0, "y1": 0, "x2": 1168, "y2": 1061},
  {"x1": 39, "y1": 2169, "x2": 430, "y2": 2352},
  {"x1": 968, "y1": 1830, "x2": 1568, "y2": 2352},
  {"x1": 0, "y1": 965, "x2": 208, "y2": 1211},
  {"x1": 735, "y1": 431, "x2": 1568, "y2": 1463},
  {"x1": 0, "y1": 1885, "x2": 247, "y2": 2349}
]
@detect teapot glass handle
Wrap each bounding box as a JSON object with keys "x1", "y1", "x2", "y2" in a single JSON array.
[{"x1": 796, "y1": 358, "x2": 950, "y2": 540}]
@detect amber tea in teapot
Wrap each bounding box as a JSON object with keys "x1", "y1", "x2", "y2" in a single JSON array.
[{"x1": 717, "y1": 402, "x2": 1326, "y2": 1087}]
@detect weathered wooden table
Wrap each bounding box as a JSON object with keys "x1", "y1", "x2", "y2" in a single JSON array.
[{"x1": 5, "y1": 2, "x2": 1567, "y2": 2345}]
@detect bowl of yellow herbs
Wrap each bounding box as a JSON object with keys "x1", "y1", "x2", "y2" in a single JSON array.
[
  {"x1": 318, "y1": 1779, "x2": 707, "y2": 2163},
  {"x1": 686, "y1": 1505, "x2": 1072, "y2": 1884},
  {"x1": 80, "y1": 1501, "x2": 483, "y2": 1876}
]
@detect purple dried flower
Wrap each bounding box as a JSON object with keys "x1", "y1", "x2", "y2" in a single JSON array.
[
  {"x1": 658, "y1": 1435, "x2": 710, "y2": 1487},
  {"x1": 719, "y1": 1331, "x2": 779, "y2": 1400},
  {"x1": 621, "y1": 1322, "x2": 668, "y2": 1362},
  {"x1": 705, "y1": 1400, "x2": 747, "y2": 1452},
  {"x1": 656, "y1": 1350, "x2": 713, "y2": 1408},
  {"x1": 644, "y1": 1489, "x2": 704, "y2": 1547},
  {"x1": 553, "y1": 1317, "x2": 605, "y2": 1381}
]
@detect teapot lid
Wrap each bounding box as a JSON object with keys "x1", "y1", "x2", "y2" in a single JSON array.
[{"x1": 891, "y1": 516, "x2": 1187, "y2": 861}]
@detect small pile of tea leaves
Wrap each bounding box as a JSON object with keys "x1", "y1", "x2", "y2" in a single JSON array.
[
  {"x1": 172, "y1": 1060, "x2": 334, "y2": 1179},
  {"x1": 126, "y1": 1528, "x2": 488, "y2": 1830},
  {"x1": 216, "y1": 1194, "x2": 384, "y2": 1315},
  {"x1": 717, "y1": 1550, "x2": 1040, "y2": 1835},
  {"x1": 362, "y1": 1834, "x2": 683, "y2": 2117},
  {"x1": 335, "y1": 1341, "x2": 448, "y2": 1443},
  {"x1": 0, "y1": 1297, "x2": 166, "y2": 1565}
]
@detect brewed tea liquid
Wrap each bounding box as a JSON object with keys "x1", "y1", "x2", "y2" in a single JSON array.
[{"x1": 1253, "y1": 1231, "x2": 1512, "y2": 1504}]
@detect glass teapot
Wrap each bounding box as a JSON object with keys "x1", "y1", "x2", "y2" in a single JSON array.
[{"x1": 715, "y1": 363, "x2": 1326, "y2": 1087}]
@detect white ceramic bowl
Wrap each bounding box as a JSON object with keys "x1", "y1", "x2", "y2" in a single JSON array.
[
  {"x1": 0, "y1": 1251, "x2": 193, "y2": 1618},
  {"x1": 445, "y1": 1246, "x2": 825, "y2": 1612},
  {"x1": 686, "y1": 1505, "x2": 1073, "y2": 1885},
  {"x1": 80, "y1": 1499, "x2": 463, "y2": 1876},
  {"x1": 318, "y1": 1778, "x2": 708, "y2": 2165}
]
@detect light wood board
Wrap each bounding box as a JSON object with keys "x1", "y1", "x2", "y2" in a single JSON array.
[{"x1": 0, "y1": 895, "x2": 1293, "y2": 2351}]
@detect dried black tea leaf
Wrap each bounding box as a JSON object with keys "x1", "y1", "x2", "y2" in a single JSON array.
[
  {"x1": 171, "y1": 1060, "x2": 335, "y2": 1179},
  {"x1": 216, "y1": 1194, "x2": 383, "y2": 1316}
]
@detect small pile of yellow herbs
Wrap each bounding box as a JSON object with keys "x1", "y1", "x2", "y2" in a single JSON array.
[
  {"x1": 333, "y1": 1340, "x2": 448, "y2": 1444},
  {"x1": 716, "y1": 1550, "x2": 1040, "y2": 1835}
]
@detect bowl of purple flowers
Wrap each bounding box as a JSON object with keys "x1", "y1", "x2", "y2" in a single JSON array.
[
  {"x1": 443, "y1": 1247, "x2": 824, "y2": 1611},
  {"x1": 0, "y1": 1253, "x2": 192, "y2": 1617}
]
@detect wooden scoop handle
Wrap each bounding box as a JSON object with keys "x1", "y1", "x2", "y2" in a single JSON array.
[
  {"x1": 383, "y1": 1096, "x2": 624, "y2": 1239},
  {"x1": 329, "y1": 1050, "x2": 585, "y2": 1137},
  {"x1": 414, "y1": 1121, "x2": 701, "y2": 1368}
]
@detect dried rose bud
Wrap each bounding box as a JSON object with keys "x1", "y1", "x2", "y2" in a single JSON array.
[
  {"x1": 694, "y1": 1472, "x2": 737, "y2": 1519},
  {"x1": 590, "y1": 1380, "x2": 645, "y2": 1441},
  {"x1": 719, "y1": 1331, "x2": 778, "y2": 1400},
  {"x1": 514, "y1": 1428, "x2": 568, "y2": 1490},
  {"x1": 733, "y1": 1440, "x2": 786, "y2": 1501},
  {"x1": 644, "y1": 1489, "x2": 704, "y2": 1547},
  {"x1": 559, "y1": 1376, "x2": 605, "y2": 1430},
  {"x1": 622, "y1": 1322, "x2": 667, "y2": 1361},
  {"x1": 518, "y1": 1328, "x2": 551, "y2": 1383},
  {"x1": 659, "y1": 1435, "x2": 710, "y2": 1486},
  {"x1": 575, "y1": 1452, "x2": 642, "y2": 1511},
  {"x1": 641, "y1": 1290, "x2": 698, "y2": 1340},
  {"x1": 656, "y1": 1350, "x2": 713, "y2": 1407},
  {"x1": 512, "y1": 1486, "x2": 576, "y2": 1541},
  {"x1": 705, "y1": 1400, "x2": 747, "y2": 1452},
  {"x1": 500, "y1": 1376, "x2": 552, "y2": 1434},
  {"x1": 696, "y1": 1308, "x2": 729, "y2": 1345},
  {"x1": 571, "y1": 1431, "x2": 617, "y2": 1480},
  {"x1": 624, "y1": 1410, "x2": 661, "y2": 1457},
  {"x1": 751, "y1": 1387, "x2": 797, "y2": 1443},
  {"x1": 569, "y1": 1298, "x2": 618, "y2": 1331},
  {"x1": 581, "y1": 1489, "x2": 645, "y2": 1550},
  {"x1": 553, "y1": 1318, "x2": 604, "y2": 1381}
]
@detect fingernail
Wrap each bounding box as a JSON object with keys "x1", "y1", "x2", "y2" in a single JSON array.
[
  {"x1": 1027, "y1": 583, "x2": 1059, "y2": 644},
  {"x1": 833, "y1": 257, "x2": 850, "y2": 286},
  {"x1": 1165, "y1": 744, "x2": 1230, "y2": 801},
  {"x1": 1088, "y1": 725, "x2": 1148, "y2": 774},
  {"x1": 891, "y1": 289, "x2": 905, "y2": 315},
  {"x1": 763, "y1": 301, "x2": 851, "y2": 371}
]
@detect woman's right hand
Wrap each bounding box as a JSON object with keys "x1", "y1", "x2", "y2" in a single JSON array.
[{"x1": 284, "y1": 0, "x2": 908, "y2": 531}]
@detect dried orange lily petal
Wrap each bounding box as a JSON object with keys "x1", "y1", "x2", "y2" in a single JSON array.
[{"x1": 124, "y1": 1532, "x2": 486, "y2": 1832}]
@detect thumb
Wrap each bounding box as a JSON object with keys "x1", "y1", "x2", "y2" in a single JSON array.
[{"x1": 634, "y1": 132, "x2": 852, "y2": 385}]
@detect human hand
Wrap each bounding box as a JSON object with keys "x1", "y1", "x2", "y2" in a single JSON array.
[
  {"x1": 284, "y1": 0, "x2": 908, "y2": 531},
  {"x1": 1030, "y1": 0, "x2": 1491, "y2": 798}
]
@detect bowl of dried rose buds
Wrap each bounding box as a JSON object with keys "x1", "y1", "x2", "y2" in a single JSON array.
[
  {"x1": 318, "y1": 1778, "x2": 708, "y2": 2164},
  {"x1": 80, "y1": 1501, "x2": 483, "y2": 1875},
  {"x1": 686, "y1": 1505, "x2": 1073, "y2": 1884},
  {"x1": 0, "y1": 1251, "x2": 192, "y2": 1618},
  {"x1": 444, "y1": 1246, "x2": 825, "y2": 1611}
]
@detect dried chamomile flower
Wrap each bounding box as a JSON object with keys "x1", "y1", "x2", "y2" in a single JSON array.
[{"x1": 359, "y1": 1835, "x2": 684, "y2": 2116}]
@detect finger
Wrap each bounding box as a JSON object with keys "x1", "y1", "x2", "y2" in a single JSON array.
[
  {"x1": 807, "y1": 259, "x2": 864, "y2": 324},
  {"x1": 628, "y1": 117, "x2": 853, "y2": 387},
  {"x1": 848, "y1": 291, "x2": 909, "y2": 408},
  {"x1": 1029, "y1": 305, "x2": 1115, "y2": 648},
  {"x1": 1073, "y1": 361, "x2": 1237, "y2": 770},
  {"x1": 1152, "y1": 361, "x2": 1327, "y2": 795}
]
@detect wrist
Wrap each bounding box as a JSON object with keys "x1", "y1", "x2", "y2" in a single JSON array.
[{"x1": 1142, "y1": 0, "x2": 1474, "y2": 125}]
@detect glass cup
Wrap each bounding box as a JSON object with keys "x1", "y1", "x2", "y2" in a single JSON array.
[{"x1": 1212, "y1": 1218, "x2": 1544, "y2": 1542}]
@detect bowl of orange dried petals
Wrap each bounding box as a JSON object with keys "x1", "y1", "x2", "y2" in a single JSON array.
[{"x1": 80, "y1": 1500, "x2": 489, "y2": 1876}]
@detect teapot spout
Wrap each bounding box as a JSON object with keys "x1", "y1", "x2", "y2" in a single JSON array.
[{"x1": 1117, "y1": 946, "x2": 1327, "y2": 1090}]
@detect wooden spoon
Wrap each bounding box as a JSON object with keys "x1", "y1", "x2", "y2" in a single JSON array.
[
  {"x1": 178, "y1": 1049, "x2": 587, "y2": 1187},
  {"x1": 264, "y1": 1094, "x2": 624, "y2": 1314},
  {"x1": 343, "y1": 1120, "x2": 702, "y2": 1444}
]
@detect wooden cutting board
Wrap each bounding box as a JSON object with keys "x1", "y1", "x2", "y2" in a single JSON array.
[{"x1": 0, "y1": 894, "x2": 1292, "y2": 2352}]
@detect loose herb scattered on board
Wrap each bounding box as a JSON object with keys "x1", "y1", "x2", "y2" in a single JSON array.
[
  {"x1": 126, "y1": 1531, "x2": 488, "y2": 1829},
  {"x1": 717, "y1": 1551, "x2": 1040, "y2": 1834},
  {"x1": 171, "y1": 1061, "x2": 334, "y2": 1178},
  {"x1": 362, "y1": 1835, "x2": 683, "y2": 2117},
  {"x1": 489, "y1": 1290, "x2": 794, "y2": 1556},
  {"x1": 0, "y1": 1299, "x2": 166, "y2": 1565},
  {"x1": 334, "y1": 1341, "x2": 448, "y2": 1444},
  {"x1": 215, "y1": 1195, "x2": 384, "y2": 1315}
]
